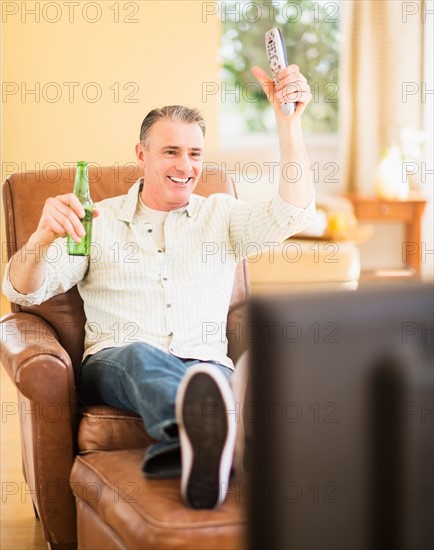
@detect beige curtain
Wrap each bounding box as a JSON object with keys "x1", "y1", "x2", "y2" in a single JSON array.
[{"x1": 339, "y1": 0, "x2": 424, "y2": 194}]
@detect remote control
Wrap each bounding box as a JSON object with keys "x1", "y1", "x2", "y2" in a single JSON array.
[{"x1": 265, "y1": 28, "x2": 296, "y2": 115}]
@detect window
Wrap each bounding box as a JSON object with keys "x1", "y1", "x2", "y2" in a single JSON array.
[{"x1": 219, "y1": 0, "x2": 341, "y2": 136}]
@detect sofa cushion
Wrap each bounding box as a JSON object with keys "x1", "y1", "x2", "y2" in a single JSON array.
[
  {"x1": 78, "y1": 406, "x2": 155, "y2": 452},
  {"x1": 71, "y1": 449, "x2": 247, "y2": 549},
  {"x1": 248, "y1": 239, "x2": 360, "y2": 292}
]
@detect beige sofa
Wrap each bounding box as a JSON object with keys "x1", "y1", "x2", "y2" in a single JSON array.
[{"x1": 248, "y1": 195, "x2": 361, "y2": 293}]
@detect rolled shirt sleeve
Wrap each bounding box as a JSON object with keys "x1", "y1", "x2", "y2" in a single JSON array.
[
  {"x1": 271, "y1": 191, "x2": 316, "y2": 230},
  {"x1": 2, "y1": 238, "x2": 89, "y2": 306},
  {"x1": 228, "y1": 191, "x2": 316, "y2": 260}
]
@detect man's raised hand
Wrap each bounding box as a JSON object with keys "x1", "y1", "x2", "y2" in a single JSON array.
[{"x1": 251, "y1": 65, "x2": 312, "y2": 119}]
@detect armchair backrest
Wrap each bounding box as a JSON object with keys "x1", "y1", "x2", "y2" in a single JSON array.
[{"x1": 3, "y1": 165, "x2": 249, "y2": 370}]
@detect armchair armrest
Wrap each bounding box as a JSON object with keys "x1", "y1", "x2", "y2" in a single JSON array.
[
  {"x1": 1, "y1": 312, "x2": 75, "y2": 396},
  {"x1": 0, "y1": 312, "x2": 78, "y2": 547}
]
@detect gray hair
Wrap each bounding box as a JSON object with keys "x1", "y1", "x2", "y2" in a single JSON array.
[{"x1": 139, "y1": 105, "x2": 206, "y2": 146}]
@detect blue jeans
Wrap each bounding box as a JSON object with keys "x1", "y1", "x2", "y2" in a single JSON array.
[{"x1": 77, "y1": 342, "x2": 233, "y2": 478}]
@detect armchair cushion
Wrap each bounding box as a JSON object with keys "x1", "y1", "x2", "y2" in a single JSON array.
[{"x1": 78, "y1": 406, "x2": 154, "y2": 453}]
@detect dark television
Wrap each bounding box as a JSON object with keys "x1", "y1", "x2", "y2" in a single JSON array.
[{"x1": 248, "y1": 284, "x2": 433, "y2": 550}]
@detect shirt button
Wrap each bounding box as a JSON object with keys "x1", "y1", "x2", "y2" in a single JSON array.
[
  {"x1": 168, "y1": 331, "x2": 173, "y2": 337},
  {"x1": 166, "y1": 303, "x2": 171, "y2": 308},
  {"x1": 162, "y1": 277, "x2": 168, "y2": 281},
  {"x1": 148, "y1": 229, "x2": 153, "y2": 233},
  {"x1": 157, "y1": 249, "x2": 163, "y2": 253}
]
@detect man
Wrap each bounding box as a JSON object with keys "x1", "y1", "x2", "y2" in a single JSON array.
[{"x1": 3, "y1": 65, "x2": 315, "y2": 509}]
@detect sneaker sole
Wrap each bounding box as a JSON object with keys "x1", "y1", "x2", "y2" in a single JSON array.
[{"x1": 176, "y1": 366, "x2": 236, "y2": 509}]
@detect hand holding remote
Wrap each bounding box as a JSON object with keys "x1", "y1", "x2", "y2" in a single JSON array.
[
  {"x1": 265, "y1": 28, "x2": 296, "y2": 115},
  {"x1": 252, "y1": 30, "x2": 311, "y2": 120}
]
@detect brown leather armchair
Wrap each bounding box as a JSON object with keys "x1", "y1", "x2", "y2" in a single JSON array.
[{"x1": 1, "y1": 165, "x2": 249, "y2": 549}]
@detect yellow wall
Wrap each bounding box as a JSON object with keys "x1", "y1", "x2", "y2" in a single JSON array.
[{"x1": 1, "y1": 0, "x2": 222, "y2": 313}]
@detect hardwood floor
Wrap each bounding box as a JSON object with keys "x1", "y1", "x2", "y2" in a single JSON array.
[{"x1": 1, "y1": 367, "x2": 46, "y2": 549}]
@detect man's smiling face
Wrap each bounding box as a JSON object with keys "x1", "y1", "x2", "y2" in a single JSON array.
[{"x1": 135, "y1": 119, "x2": 204, "y2": 211}]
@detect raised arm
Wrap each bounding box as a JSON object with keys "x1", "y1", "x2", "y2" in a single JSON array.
[{"x1": 251, "y1": 65, "x2": 314, "y2": 208}]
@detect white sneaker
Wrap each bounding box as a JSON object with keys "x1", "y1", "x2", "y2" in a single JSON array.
[{"x1": 176, "y1": 365, "x2": 237, "y2": 509}]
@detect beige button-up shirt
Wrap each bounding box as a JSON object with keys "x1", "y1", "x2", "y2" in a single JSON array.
[{"x1": 3, "y1": 179, "x2": 316, "y2": 369}]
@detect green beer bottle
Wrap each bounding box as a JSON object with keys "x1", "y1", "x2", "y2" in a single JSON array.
[{"x1": 67, "y1": 161, "x2": 94, "y2": 256}]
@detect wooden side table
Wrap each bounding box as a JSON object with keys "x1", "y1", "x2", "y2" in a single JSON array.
[{"x1": 347, "y1": 193, "x2": 427, "y2": 276}]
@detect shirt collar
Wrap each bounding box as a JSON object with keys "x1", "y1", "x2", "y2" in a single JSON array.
[{"x1": 117, "y1": 178, "x2": 198, "y2": 222}]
